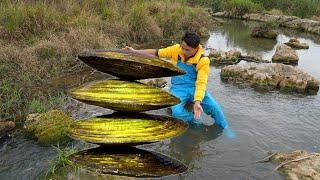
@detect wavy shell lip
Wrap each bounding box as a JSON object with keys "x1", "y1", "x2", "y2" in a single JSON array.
[
  {"x1": 68, "y1": 79, "x2": 180, "y2": 112},
  {"x1": 78, "y1": 49, "x2": 186, "y2": 80},
  {"x1": 67, "y1": 112, "x2": 189, "y2": 146},
  {"x1": 69, "y1": 146, "x2": 188, "y2": 177}
]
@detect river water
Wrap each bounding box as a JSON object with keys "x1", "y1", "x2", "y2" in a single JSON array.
[{"x1": 0, "y1": 19, "x2": 319, "y2": 180}]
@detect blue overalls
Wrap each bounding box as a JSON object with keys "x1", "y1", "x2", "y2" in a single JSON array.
[{"x1": 170, "y1": 58, "x2": 228, "y2": 129}]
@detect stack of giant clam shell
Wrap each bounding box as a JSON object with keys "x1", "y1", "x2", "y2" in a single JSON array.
[{"x1": 67, "y1": 49, "x2": 189, "y2": 177}]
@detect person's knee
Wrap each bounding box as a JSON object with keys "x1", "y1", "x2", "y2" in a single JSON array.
[{"x1": 171, "y1": 106, "x2": 184, "y2": 117}]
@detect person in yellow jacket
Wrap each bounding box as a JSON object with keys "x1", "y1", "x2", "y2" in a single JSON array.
[{"x1": 124, "y1": 32, "x2": 231, "y2": 132}]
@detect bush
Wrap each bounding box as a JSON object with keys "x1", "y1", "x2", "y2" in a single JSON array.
[
  {"x1": 252, "y1": 0, "x2": 320, "y2": 18},
  {"x1": 154, "y1": 1, "x2": 212, "y2": 38},
  {"x1": 224, "y1": 0, "x2": 264, "y2": 16}
]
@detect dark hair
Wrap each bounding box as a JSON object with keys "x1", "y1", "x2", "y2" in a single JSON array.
[{"x1": 182, "y1": 32, "x2": 200, "y2": 48}]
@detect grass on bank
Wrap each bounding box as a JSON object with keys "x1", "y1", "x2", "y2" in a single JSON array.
[{"x1": 0, "y1": 0, "x2": 213, "y2": 120}]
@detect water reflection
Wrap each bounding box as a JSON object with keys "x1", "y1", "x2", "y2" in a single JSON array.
[
  {"x1": 206, "y1": 19, "x2": 277, "y2": 55},
  {"x1": 168, "y1": 125, "x2": 223, "y2": 167}
]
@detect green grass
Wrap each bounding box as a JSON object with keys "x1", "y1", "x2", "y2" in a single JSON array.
[
  {"x1": 45, "y1": 145, "x2": 78, "y2": 177},
  {"x1": 29, "y1": 98, "x2": 46, "y2": 114},
  {"x1": 0, "y1": 80, "x2": 23, "y2": 119},
  {"x1": 28, "y1": 92, "x2": 67, "y2": 114}
]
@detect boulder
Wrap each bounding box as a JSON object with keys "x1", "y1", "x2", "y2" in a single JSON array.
[
  {"x1": 270, "y1": 150, "x2": 320, "y2": 180},
  {"x1": 272, "y1": 44, "x2": 299, "y2": 65},
  {"x1": 285, "y1": 38, "x2": 309, "y2": 49},
  {"x1": 221, "y1": 62, "x2": 319, "y2": 95},
  {"x1": 0, "y1": 121, "x2": 15, "y2": 136}
]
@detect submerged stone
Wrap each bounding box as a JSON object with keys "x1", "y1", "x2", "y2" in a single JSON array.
[
  {"x1": 251, "y1": 26, "x2": 278, "y2": 39},
  {"x1": 24, "y1": 110, "x2": 73, "y2": 146}
]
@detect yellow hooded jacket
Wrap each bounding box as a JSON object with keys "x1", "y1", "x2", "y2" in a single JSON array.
[{"x1": 157, "y1": 44, "x2": 210, "y2": 102}]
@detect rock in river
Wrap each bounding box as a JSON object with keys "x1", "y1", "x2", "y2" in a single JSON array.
[
  {"x1": 272, "y1": 44, "x2": 299, "y2": 65},
  {"x1": 221, "y1": 62, "x2": 319, "y2": 95}
]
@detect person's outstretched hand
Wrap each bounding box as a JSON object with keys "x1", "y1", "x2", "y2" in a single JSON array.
[{"x1": 194, "y1": 101, "x2": 203, "y2": 120}]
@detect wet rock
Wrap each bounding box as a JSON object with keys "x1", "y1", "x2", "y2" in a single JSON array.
[
  {"x1": 209, "y1": 49, "x2": 242, "y2": 65},
  {"x1": 139, "y1": 78, "x2": 168, "y2": 88},
  {"x1": 272, "y1": 44, "x2": 299, "y2": 65},
  {"x1": 24, "y1": 110, "x2": 73, "y2": 146},
  {"x1": 211, "y1": 12, "x2": 320, "y2": 35},
  {"x1": 243, "y1": 13, "x2": 281, "y2": 22},
  {"x1": 311, "y1": 16, "x2": 320, "y2": 22},
  {"x1": 0, "y1": 121, "x2": 15, "y2": 136},
  {"x1": 221, "y1": 63, "x2": 319, "y2": 95},
  {"x1": 251, "y1": 26, "x2": 278, "y2": 39},
  {"x1": 284, "y1": 38, "x2": 309, "y2": 49},
  {"x1": 270, "y1": 150, "x2": 320, "y2": 180}
]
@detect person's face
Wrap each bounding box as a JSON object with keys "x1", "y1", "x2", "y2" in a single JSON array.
[{"x1": 180, "y1": 41, "x2": 198, "y2": 59}]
